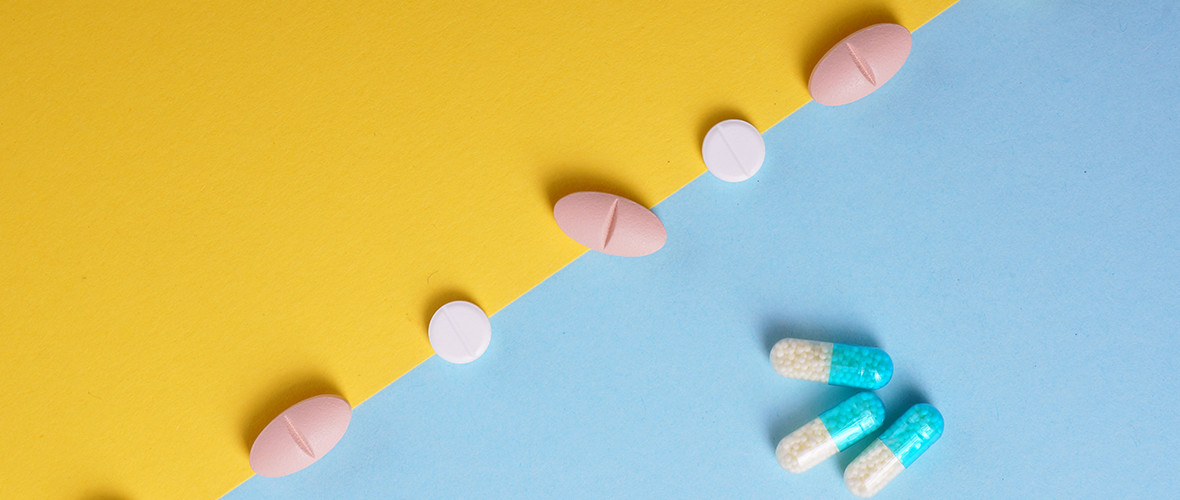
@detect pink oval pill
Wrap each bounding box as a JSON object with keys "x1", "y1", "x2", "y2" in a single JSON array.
[
  {"x1": 249, "y1": 395, "x2": 352, "y2": 478},
  {"x1": 808, "y1": 23, "x2": 913, "y2": 106},
  {"x1": 553, "y1": 192, "x2": 666, "y2": 257}
]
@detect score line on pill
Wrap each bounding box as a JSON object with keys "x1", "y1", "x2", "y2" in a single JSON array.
[
  {"x1": 809, "y1": 23, "x2": 913, "y2": 106},
  {"x1": 553, "y1": 191, "x2": 667, "y2": 257},
  {"x1": 702, "y1": 119, "x2": 765, "y2": 182},
  {"x1": 429, "y1": 300, "x2": 492, "y2": 364},
  {"x1": 249, "y1": 395, "x2": 352, "y2": 478}
]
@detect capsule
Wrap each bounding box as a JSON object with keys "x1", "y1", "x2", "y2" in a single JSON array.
[
  {"x1": 844, "y1": 404, "x2": 944, "y2": 498},
  {"x1": 770, "y1": 338, "x2": 893, "y2": 390},
  {"x1": 776, "y1": 392, "x2": 886, "y2": 473}
]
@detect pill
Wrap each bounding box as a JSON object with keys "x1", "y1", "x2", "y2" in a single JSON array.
[
  {"x1": 249, "y1": 395, "x2": 352, "y2": 478},
  {"x1": 701, "y1": 119, "x2": 765, "y2": 182},
  {"x1": 844, "y1": 404, "x2": 944, "y2": 497},
  {"x1": 770, "y1": 338, "x2": 893, "y2": 390},
  {"x1": 809, "y1": 23, "x2": 913, "y2": 106},
  {"x1": 428, "y1": 300, "x2": 492, "y2": 364},
  {"x1": 553, "y1": 191, "x2": 667, "y2": 257},
  {"x1": 776, "y1": 392, "x2": 886, "y2": 473}
]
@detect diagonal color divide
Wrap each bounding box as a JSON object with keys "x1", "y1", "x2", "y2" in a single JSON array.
[
  {"x1": 228, "y1": 0, "x2": 1180, "y2": 497},
  {"x1": 0, "y1": 1, "x2": 955, "y2": 497}
]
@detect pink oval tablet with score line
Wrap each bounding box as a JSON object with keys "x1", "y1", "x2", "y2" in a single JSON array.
[
  {"x1": 809, "y1": 23, "x2": 912, "y2": 106},
  {"x1": 553, "y1": 192, "x2": 667, "y2": 257},
  {"x1": 249, "y1": 395, "x2": 352, "y2": 478}
]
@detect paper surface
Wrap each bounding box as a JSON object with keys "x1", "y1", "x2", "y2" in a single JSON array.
[
  {"x1": 0, "y1": 1, "x2": 954, "y2": 498},
  {"x1": 225, "y1": 0, "x2": 1180, "y2": 498}
]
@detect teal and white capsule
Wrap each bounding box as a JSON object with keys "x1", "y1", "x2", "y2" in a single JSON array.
[
  {"x1": 770, "y1": 338, "x2": 893, "y2": 390},
  {"x1": 776, "y1": 392, "x2": 886, "y2": 473},
  {"x1": 844, "y1": 404, "x2": 944, "y2": 498}
]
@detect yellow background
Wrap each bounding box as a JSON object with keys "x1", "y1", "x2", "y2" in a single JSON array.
[{"x1": 0, "y1": 1, "x2": 955, "y2": 497}]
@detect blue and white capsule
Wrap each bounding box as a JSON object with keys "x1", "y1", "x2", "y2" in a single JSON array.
[
  {"x1": 776, "y1": 392, "x2": 886, "y2": 473},
  {"x1": 844, "y1": 404, "x2": 944, "y2": 498},
  {"x1": 770, "y1": 338, "x2": 893, "y2": 390}
]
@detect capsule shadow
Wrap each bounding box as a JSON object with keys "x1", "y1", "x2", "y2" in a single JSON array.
[
  {"x1": 883, "y1": 384, "x2": 932, "y2": 416},
  {"x1": 760, "y1": 318, "x2": 882, "y2": 355}
]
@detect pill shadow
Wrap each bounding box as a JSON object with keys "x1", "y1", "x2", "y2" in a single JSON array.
[
  {"x1": 767, "y1": 387, "x2": 860, "y2": 454},
  {"x1": 832, "y1": 383, "x2": 932, "y2": 474},
  {"x1": 240, "y1": 375, "x2": 344, "y2": 454},
  {"x1": 697, "y1": 107, "x2": 753, "y2": 146},
  {"x1": 760, "y1": 319, "x2": 882, "y2": 355},
  {"x1": 798, "y1": 7, "x2": 900, "y2": 89},
  {"x1": 543, "y1": 167, "x2": 649, "y2": 209},
  {"x1": 78, "y1": 490, "x2": 131, "y2": 500},
  {"x1": 422, "y1": 288, "x2": 479, "y2": 343}
]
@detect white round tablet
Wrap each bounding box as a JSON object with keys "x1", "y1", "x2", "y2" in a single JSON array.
[
  {"x1": 428, "y1": 301, "x2": 492, "y2": 364},
  {"x1": 701, "y1": 119, "x2": 766, "y2": 182}
]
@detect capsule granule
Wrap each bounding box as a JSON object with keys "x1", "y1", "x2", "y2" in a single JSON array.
[
  {"x1": 770, "y1": 338, "x2": 893, "y2": 390},
  {"x1": 777, "y1": 392, "x2": 885, "y2": 473},
  {"x1": 844, "y1": 403, "x2": 944, "y2": 497}
]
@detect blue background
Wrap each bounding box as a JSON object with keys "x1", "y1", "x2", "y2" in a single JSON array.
[{"x1": 225, "y1": 1, "x2": 1180, "y2": 498}]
